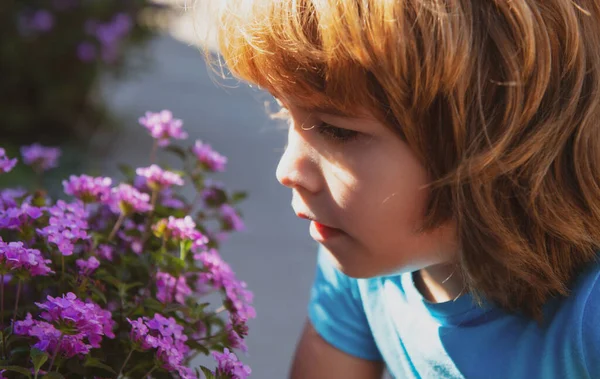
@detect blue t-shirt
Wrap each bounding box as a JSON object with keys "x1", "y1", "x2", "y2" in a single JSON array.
[{"x1": 309, "y1": 246, "x2": 600, "y2": 378}]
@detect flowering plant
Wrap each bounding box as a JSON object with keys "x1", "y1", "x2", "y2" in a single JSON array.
[
  {"x1": 1, "y1": 0, "x2": 168, "y2": 146},
  {"x1": 0, "y1": 111, "x2": 253, "y2": 378}
]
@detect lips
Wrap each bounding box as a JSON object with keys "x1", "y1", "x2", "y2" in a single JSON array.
[
  {"x1": 296, "y1": 212, "x2": 338, "y2": 229},
  {"x1": 309, "y1": 220, "x2": 345, "y2": 242},
  {"x1": 295, "y1": 211, "x2": 345, "y2": 242}
]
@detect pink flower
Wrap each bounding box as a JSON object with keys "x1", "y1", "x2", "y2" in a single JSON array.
[
  {"x1": 139, "y1": 110, "x2": 187, "y2": 147},
  {"x1": 136, "y1": 165, "x2": 184, "y2": 191},
  {"x1": 192, "y1": 140, "x2": 227, "y2": 172}
]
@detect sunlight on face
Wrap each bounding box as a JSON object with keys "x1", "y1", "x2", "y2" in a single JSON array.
[{"x1": 275, "y1": 99, "x2": 458, "y2": 278}]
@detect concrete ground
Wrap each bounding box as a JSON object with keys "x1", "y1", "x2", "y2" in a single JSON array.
[{"x1": 96, "y1": 15, "x2": 319, "y2": 379}]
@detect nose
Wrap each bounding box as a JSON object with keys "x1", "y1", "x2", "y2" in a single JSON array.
[{"x1": 276, "y1": 125, "x2": 322, "y2": 194}]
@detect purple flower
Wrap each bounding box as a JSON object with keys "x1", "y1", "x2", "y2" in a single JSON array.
[
  {"x1": 15, "y1": 293, "x2": 115, "y2": 358},
  {"x1": 20, "y1": 144, "x2": 61, "y2": 172},
  {"x1": 37, "y1": 200, "x2": 89, "y2": 256},
  {"x1": 153, "y1": 216, "x2": 208, "y2": 248},
  {"x1": 95, "y1": 244, "x2": 114, "y2": 261},
  {"x1": 134, "y1": 176, "x2": 185, "y2": 209},
  {"x1": 136, "y1": 165, "x2": 184, "y2": 191},
  {"x1": 225, "y1": 322, "x2": 248, "y2": 353},
  {"x1": 220, "y1": 205, "x2": 245, "y2": 231},
  {"x1": 127, "y1": 314, "x2": 189, "y2": 370},
  {"x1": 85, "y1": 13, "x2": 132, "y2": 64},
  {"x1": 20, "y1": 10, "x2": 55, "y2": 34},
  {"x1": 0, "y1": 198, "x2": 44, "y2": 230},
  {"x1": 63, "y1": 175, "x2": 112, "y2": 203},
  {"x1": 76, "y1": 256, "x2": 100, "y2": 275},
  {"x1": 156, "y1": 272, "x2": 192, "y2": 305},
  {"x1": 212, "y1": 348, "x2": 251, "y2": 379},
  {"x1": 177, "y1": 366, "x2": 197, "y2": 379},
  {"x1": 0, "y1": 188, "x2": 27, "y2": 211},
  {"x1": 0, "y1": 148, "x2": 17, "y2": 174},
  {"x1": 107, "y1": 184, "x2": 152, "y2": 215},
  {"x1": 76, "y1": 42, "x2": 97, "y2": 62},
  {"x1": 0, "y1": 239, "x2": 53, "y2": 277},
  {"x1": 192, "y1": 140, "x2": 227, "y2": 172},
  {"x1": 139, "y1": 110, "x2": 188, "y2": 147},
  {"x1": 117, "y1": 220, "x2": 144, "y2": 255},
  {"x1": 194, "y1": 249, "x2": 255, "y2": 321}
]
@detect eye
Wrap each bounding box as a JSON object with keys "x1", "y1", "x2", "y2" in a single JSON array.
[{"x1": 314, "y1": 122, "x2": 360, "y2": 143}]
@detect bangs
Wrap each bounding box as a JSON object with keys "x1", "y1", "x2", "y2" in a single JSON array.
[{"x1": 215, "y1": 0, "x2": 414, "y2": 119}]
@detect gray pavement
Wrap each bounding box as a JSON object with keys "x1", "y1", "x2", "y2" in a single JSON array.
[{"x1": 96, "y1": 34, "x2": 319, "y2": 378}]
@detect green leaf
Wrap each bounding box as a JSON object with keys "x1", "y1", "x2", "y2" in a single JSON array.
[
  {"x1": 118, "y1": 164, "x2": 135, "y2": 179},
  {"x1": 41, "y1": 372, "x2": 66, "y2": 379},
  {"x1": 83, "y1": 357, "x2": 117, "y2": 374},
  {"x1": 230, "y1": 191, "x2": 248, "y2": 204},
  {"x1": 143, "y1": 297, "x2": 164, "y2": 312},
  {"x1": 123, "y1": 282, "x2": 144, "y2": 292},
  {"x1": 30, "y1": 348, "x2": 48, "y2": 373},
  {"x1": 200, "y1": 366, "x2": 216, "y2": 379},
  {"x1": 89, "y1": 286, "x2": 107, "y2": 304},
  {"x1": 0, "y1": 365, "x2": 32, "y2": 378}
]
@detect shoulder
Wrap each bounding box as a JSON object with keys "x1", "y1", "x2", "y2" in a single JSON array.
[
  {"x1": 308, "y1": 246, "x2": 382, "y2": 361},
  {"x1": 578, "y1": 260, "x2": 600, "y2": 376}
]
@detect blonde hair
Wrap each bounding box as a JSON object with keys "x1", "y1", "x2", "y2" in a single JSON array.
[{"x1": 211, "y1": 0, "x2": 600, "y2": 320}]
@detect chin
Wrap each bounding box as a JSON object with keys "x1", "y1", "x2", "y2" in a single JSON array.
[
  {"x1": 324, "y1": 247, "x2": 415, "y2": 279},
  {"x1": 326, "y1": 253, "x2": 382, "y2": 279}
]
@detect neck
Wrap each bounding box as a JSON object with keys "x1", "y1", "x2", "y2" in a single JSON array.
[{"x1": 414, "y1": 263, "x2": 465, "y2": 303}]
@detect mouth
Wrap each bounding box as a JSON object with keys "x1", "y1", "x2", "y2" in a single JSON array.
[{"x1": 296, "y1": 212, "x2": 346, "y2": 242}]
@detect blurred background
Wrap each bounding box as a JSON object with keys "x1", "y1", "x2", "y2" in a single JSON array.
[{"x1": 0, "y1": 1, "x2": 320, "y2": 377}]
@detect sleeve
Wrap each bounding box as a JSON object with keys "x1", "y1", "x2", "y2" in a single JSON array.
[
  {"x1": 582, "y1": 268, "x2": 600, "y2": 377},
  {"x1": 307, "y1": 245, "x2": 383, "y2": 361}
]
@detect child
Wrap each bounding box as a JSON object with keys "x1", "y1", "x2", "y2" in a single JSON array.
[{"x1": 212, "y1": 0, "x2": 600, "y2": 378}]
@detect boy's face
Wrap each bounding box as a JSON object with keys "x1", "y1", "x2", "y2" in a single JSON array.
[{"x1": 276, "y1": 99, "x2": 458, "y2": 278}]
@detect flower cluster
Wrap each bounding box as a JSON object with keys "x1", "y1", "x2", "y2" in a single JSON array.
[
  {"x1": 139, "y1": 110, "x2": 188, "y2": 147},
  {"x1": 76, "y1": 256, "x2": 100, "y2": 275},
  {"x1": 213, "y1": 348, "x2": 251, "y2": 379},
  {"x1": 0, "y1": 148, "x2": 17, "y2": 174},
  {"x1": 220, "y1": 204, "x2": 245, "y2": 232},
  {"x1": 136, "y1": 165, "x2": 184, "y2": 191},
  {"x1": 127, "y1": 314, "x2": 190, "y2": 370},
  {"x1": 37, "y1": 200, "x2": 89, "y2": 256},
  {"x1": 156, "y1": 272, "x2": 192, "y2": 305},
  {"x1": 193, "y1": 140, "x2": 227, "y2": 172},
  {"x1": 0, "y1": 109, "x2": 250, "y2": 378},
  {"x1": 63, "y1": 175, "x2": 112, "y2": 203},
  {"x1": 0, "y1": 198, "x2": 44, "y2": 230},
  {"x1": 0, "y1": 239, "x2": 53, "y2": 277},
  {"x1": 0, "y1": 188, "x2": 26, "y2": 211},
  {"x1": 153, "y1": 216, "x2": 208, "y2": 248},
  {"x1": 83, "y1": 13, "x2": 132, "y2": 63},
  {"x1": 109, "y1": 183, "x2": 152, "y2": 215},
  {"x1": 15, "y1": 293, "x2": 115, "y2": 358},
  {"x1": 20, "y1": 143, "x2": 61, "y2": 172},
  {"x1": 195, "y1": 249, "x2": 255, "y2": 321},
  {"x1": 19, "y1": 10, "x2": 55, "y2": 34}
]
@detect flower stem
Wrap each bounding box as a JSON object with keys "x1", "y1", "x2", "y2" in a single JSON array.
[
  {"x1": 61, "y1": 255, "x2": 65, "y2": 278},
  {"x1": 48, "y1": 332, "x2": 65, "y2": 372},
  {"x1": 116, "y1": 349, "x2": 134, "y2": 378},
  {"x1": 150, "y1": 140, "x2": 158, "y2": 164},
  {"x1": 11, "y1": 280, "x2": 22, "y2": 327},
  {"x1": 143, "y1": 365, "x2": 157, "y2": 378},
  {"x1": 108, "y1": 213, "x2": 126, "y2": 241}
]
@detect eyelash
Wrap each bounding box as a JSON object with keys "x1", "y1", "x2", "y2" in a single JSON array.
[{"x1": 314, "y1": 122, "x2": 360, "y2": 143}]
